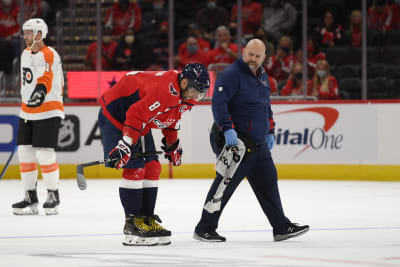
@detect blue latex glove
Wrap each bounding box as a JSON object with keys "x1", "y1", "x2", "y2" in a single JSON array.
[
  {"x1": 224, "y1": 129, "x2": 238, "y2": 147},
  {"x1": 266, "y1": 134, "x2": 275, "y2": 150}
]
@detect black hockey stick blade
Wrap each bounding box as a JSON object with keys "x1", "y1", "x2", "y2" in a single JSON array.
[
  {"x1": 76, "y1": 151, "x2": 163, "y2": 190},
  {"x1": 0, "y1": 146, "x2": 17, "y2": 180}
]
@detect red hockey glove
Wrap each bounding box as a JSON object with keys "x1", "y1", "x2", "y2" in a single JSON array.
[
  {"x1": 161, "y1": 137, "x2": 183, "y2": 166},
  {"x1": 107, "y1": 139, "x2": 131, "y2": 169}
]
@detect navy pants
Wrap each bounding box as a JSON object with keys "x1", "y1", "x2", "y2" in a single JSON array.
[{"x1": 195, "y1": 130, "x2": 291, "y2": 235}]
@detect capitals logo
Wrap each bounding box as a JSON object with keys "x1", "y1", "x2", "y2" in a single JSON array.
[
  {"x1": 169, "y1": 83, "x2": 178, "y2": 96},
  {"x1": 153, "y1": 119, "x2": 175, "y2": 129},
  {"x1": 275, "y1": 107, "x2": 343, "y2": 158}
]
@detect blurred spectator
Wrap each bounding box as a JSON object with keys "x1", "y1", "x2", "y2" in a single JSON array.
[
  {"x1": 315, "y1": 10, "x2": 344, "y2": 47},
  {"x1": 21, "y1": 0, "x2": 41, "y2": 21},
  {"x1": 344, "y1": 10, "x2": 362, "y2": 47},
  {"x1": 195, "y1": 0, "x2": 229, "y2": 43},
  {"x1": 229, "y1": 0, "x2": 262, "y2": 36},
  {"x1": 175, "y1": 35, "x2": 208, "y2": 69},
  {"x1": 252, "y1": 26, "x2": 275, "y2": 58},
  {"x1": 207, "y1": 25, "x2": 239, "y2": 66},
  {"x1": 264, "y1": 35, "x2": 296, "y2": 83},
  {"x1": 268, "y1": 75, "x2": 278, "y2": 96},
  {"x1": 149, "y1": 20, "x2": 169, "y2": 70},
  {"x1": 85, "y1": 28, "x2": 118, "y2": 70},
  {"x1": 280, "y1": 62, "x2": 312, "y2": 96},
  {"x1": 114, "y1": 28, "x2": 153, "y2": 70},
  {"x1": 0, "y1": 0, "x2": 20, "y2": 61},
  {"x1": 295, "y1": 37, "x2": 326, "y2": 79},
  {"x1": 261, "y1": 0, "x2": 297, "y2": 43},
  {"x1": 368, "y1": 0, "x2": 391, "y2": 32},
  {"x1": 178, "y1": 23, "x2": 211, "y2": 53},
  {"x1": 141, "y1": 0, "x2": 168, "y2": 35},
  {"x1": 105, "y1": 0, "x2": 142, "y2": 37},
  {"x1": 390, "y1": 0, "x2": 400, "y2": 30},
  {"x1": 311, "y1": 59, "x2": 340, "y2": 100}
]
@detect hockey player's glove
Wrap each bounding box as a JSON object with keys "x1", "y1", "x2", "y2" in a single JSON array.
[
  {"x1": 27, "y1": 84, "x2": 47, "y2": 107},
  {"x1": 224, "y1": 129, "x2": 238, "y2": 147},
  {"x1": 266, "y1": 134, "x2": 275, "y2": 150},
  {"x1": 107, "y1": 139, "x2": 131, "y2": 169},
  {"x1": 161, "y1": 137, "x2": 183, "y2": 166}
]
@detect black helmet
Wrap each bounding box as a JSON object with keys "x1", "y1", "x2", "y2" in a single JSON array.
[{"x1": 178, "y1": 63, "x2": 210, "y2": 96}]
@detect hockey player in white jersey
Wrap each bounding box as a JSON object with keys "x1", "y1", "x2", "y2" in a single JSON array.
[{"x1": 12, "y1": 18, "x2": 65, "y2": 215}]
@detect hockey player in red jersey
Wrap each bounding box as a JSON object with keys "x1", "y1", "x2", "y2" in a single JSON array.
[{"x1": 98, "y1": 63, "x2": 210, "y2": 246}]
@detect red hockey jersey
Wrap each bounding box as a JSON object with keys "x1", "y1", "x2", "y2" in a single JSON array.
[{"x1": 100, "y1": 71, "x2": 195, "y2": 145}]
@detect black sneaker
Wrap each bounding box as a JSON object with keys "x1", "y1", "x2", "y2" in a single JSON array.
[
  {"x1": 274, "y1": 223, "x2": 309, "y2": 241},
  {"x1": 43, "y1": 189, "x2": 60, "y2": 215},
  {"x1": 12, "y1": 190, "x2": 39, "y2": 215},
  {"x1": 193, "y1": 230, "x2": 226, "y2": 242}
]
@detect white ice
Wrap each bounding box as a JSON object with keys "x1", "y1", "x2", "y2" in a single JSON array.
[{"x1": 1, "y1": 178, "x2": 400, "y2": 267}]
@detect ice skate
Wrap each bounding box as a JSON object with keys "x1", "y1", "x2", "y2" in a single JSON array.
[
  {"x1": 274, "y1": 223, "x2": 310, "y2": 241},
  {"x1": 12, "y1": 190, "x2": 39, "y2": 215},
  {"x1": 122, "y1": 215, "x2": 158, "y2": 246},
  {"x1": 43, "y1": 189, "x2": 60, "y2": 215},
  {"x1": 146, "y1": 215, "x2": 171, "y2": 245}
]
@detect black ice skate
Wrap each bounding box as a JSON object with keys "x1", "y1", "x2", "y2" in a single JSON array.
[
  {"x1": 122, "y1": 215, "x2": 158, "y2": 246},
  {"x1": 273, "y1": 223, "x2": 310, "y2": 241},
  {"x1": 193, "y1": 230, "x2": 226, "y2": 242},
  {"x1": 146, "y1": 215, "x2": 171, "y2": 245},
  {"x1": 43, "y1": 189, "x2": 60, "y2": 215},
  {"x1": 12, "y1": 190, "x2": 39, "y2": 215}
]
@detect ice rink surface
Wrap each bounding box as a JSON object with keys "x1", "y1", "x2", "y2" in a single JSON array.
[{"x1": 0, "y1": 178, "x2": 399, "y2": 267}]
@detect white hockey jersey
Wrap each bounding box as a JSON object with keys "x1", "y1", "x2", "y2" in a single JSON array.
[{"x1": 19, "y1": 46, "x2": 65, "y2": 120}]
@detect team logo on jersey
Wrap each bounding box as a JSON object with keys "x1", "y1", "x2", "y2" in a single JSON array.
[
  {"x1": 153, "y1": 119, "x2": 175, "y2": 129},
  {"x1": 22, "y1": 67, "x2": 33, "y2": 85},
  {"x1": 261, "y1": 79, "x2": 269, "y2": 87},
  {"x1": 169, "y1": 83, "x2": 178, "y2": 96},
  {"x1": 179, "y1": 105, "x2": 189, "y2": 113}
]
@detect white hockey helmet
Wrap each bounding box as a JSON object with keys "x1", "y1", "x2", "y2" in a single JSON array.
[{"x1": 22, "y1": 18, "x2": 48, "y2": 40}]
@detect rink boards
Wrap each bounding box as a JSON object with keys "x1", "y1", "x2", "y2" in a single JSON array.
[{"x1": 0, "y1": 101, "x2": 399, "y2": 181}]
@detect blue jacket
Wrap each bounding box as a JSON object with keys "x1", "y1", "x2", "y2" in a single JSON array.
[{"x1": 212, "y1": 57, "x2": 273, "y2": 145}]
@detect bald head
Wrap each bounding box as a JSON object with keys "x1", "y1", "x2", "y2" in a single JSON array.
[{"x1": 243, "y1": 39, "x2": 266, "y2": 71}]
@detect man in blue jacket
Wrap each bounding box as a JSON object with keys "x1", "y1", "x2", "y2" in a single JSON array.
[{"x1": 194, "y1": 39, "x2": 309, "y2": 242}]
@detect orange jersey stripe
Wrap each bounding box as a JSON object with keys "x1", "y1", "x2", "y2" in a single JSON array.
[
  {"x1": 21, "y1": 101, "x2": 64, "y2": 113},
  {"x1": 37, "y1": 46, "x2": 54, "y2": 93},
  {"x1": 41, "y1": 162, "x2": 59, "y2": 173},
  {"x1": 20, "y1": 162, "x2": 38, "y2": 173}
]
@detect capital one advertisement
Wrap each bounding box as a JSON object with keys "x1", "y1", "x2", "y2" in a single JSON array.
[{"x1": 270, "y1": 104, "x2": 377, "y2": 164}]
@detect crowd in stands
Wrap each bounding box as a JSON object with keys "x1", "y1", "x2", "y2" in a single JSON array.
[{"x1": 1, "y1": 0, "x2": 400, "y2": 99}]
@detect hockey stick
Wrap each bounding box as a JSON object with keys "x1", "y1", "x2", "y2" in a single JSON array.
[
  {"x1": 0, "y1": 146, "x2": 17, "y2": 180},
  {"x1": 76, "y1": 151, "x2": 163, "y2": 190}
]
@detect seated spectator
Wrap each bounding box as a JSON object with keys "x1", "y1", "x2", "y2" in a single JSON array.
[
  {"x1": 206, "y1": 25, "x2": 239, "y2": 66},
  {"x1": 268, "y1": 75, "x2": 278, "y2": 96},
  {"x1": 22, "y1": 0, "x2": 41, "y2": 21},
  {"x1": 344, "y1": 10, "x2": 362, "y2": 47},
  {"x1": 368, "y1": 0, "x2": 392, "y2": 45},
  {"x1": 280, "y1": 62, "x2": 312, "y2": 96},
  {"x1": 114, "y1": 28, "x2": 153, "y2": 70},
  {"x1": 149, "y1": 20, "x2": 169, "y2": 70},
  {"x1": 229, "y1": 0, "x2": 262, "y2": 37},
  {"x1": 311, "y1": 59, "x2": 340, "y2": 100},
  {"x1": 252, "y1": 26, "x2": 275, "y2": 57},
  {"x1": 195, "y1": 0, "x2": 229, "y2": 43},
  {"x1": 105, "y1": 0, "x2": 142, "y2": 37},
  {"x1": 264, "y1": 35, "x2": 296, "y2": 83},
  {"x1": 178, "y1": 23, "x2": 211, "y2": 54},
  {"x1": 315, "y1": 10, "x2": 344, "y2": 47},
  {"x1": 0, "y1": 0, "x2": 20, "y2": 61},
  {"x1": 141, "y1": 0, "x2": 168, "y2": 35},
  {"x1": 85, "y1": 28, "x2": 118, "y2": 70},
  {"x1": 261, "y1": 0, "x2": 297, "y2": 43},
  {"x1": 175, "y1": 35, "x2": 208, "y2": 69},
  {"x1": 390, "y1": 0, "x2": 400, "y2": 30},
  {"x1": 295, "y1": 37, "x2": 326, "y2": 79}
]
